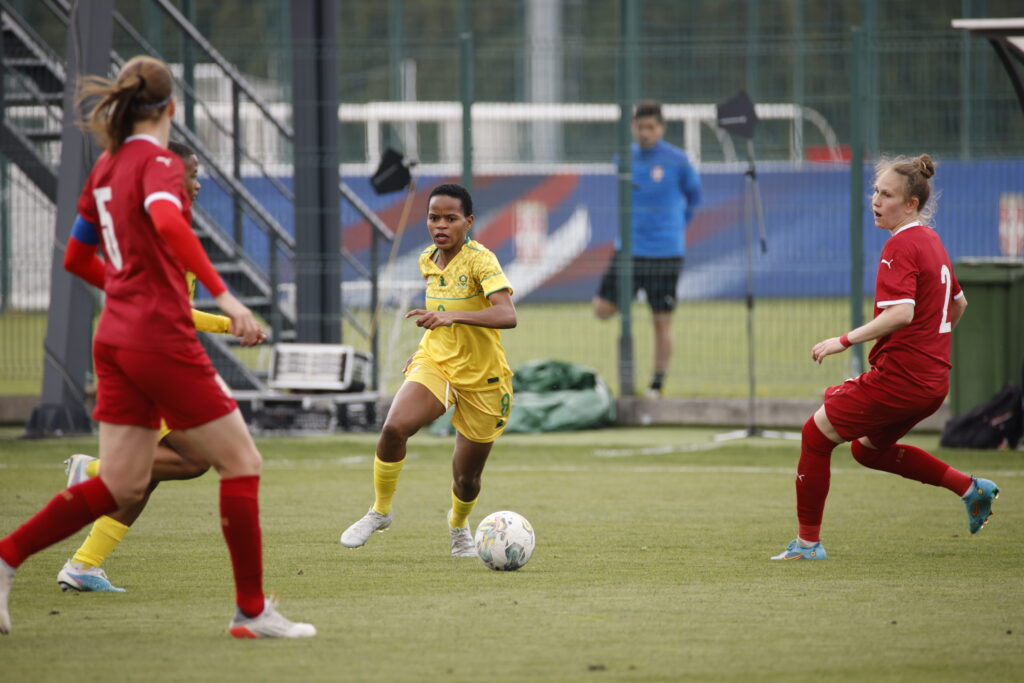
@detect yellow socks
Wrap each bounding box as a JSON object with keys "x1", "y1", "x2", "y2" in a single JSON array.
[
  {"x1": 85, "y1": 458, "x2": 100, "y2": 478},
  {"x1": 371, "y1": 456, "x2": 405, "y2": 515},
  {"x1": 449, "y1": 491, "x2": 477, "y2": 529},
  {"x1": 72, "y1": 515, "x2": 130, "y2": 568}
]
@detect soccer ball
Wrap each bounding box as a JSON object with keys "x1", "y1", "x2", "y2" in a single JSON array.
[{"x1": 474, "y1": 511, "x2": 535, "y2": 571}]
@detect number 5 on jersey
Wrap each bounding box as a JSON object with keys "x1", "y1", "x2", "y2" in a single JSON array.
[{"x1": 93, "y1": 186, "x2": 124, "y2": 271}]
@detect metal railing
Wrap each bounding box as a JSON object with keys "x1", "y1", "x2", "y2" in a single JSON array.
[{"x1": 33, "y1": 0, "x2": 395, "y2": 389}]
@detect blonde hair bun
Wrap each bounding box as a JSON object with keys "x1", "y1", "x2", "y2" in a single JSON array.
[{"x1": 913, "y1": 154, "x2": 935, "y2": 180}]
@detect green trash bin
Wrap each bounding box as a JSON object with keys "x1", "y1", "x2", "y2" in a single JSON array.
[{"x1": 949, "y1": 259, "x2": 1024, "y2": 415}]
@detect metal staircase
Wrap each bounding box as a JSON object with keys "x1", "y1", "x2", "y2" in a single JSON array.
[
  {"x1": 0, "y1": 1, "x2": 63, "y2": 202},
  {"x1": 1, "y1": 0, "x2": 393, "y2": 393}
]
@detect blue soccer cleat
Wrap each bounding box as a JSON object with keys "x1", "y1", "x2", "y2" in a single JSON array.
[
  {"x1": 963, "y1": 477, "x2": 999, "y2": 534},
  {"x1": 770, "y1": 539, "x2": 827, "y2": 560},
  {"x1": 64, "y1": 454, "x2": 96, "y2": 488},
  {"x1": 57, "y1": 560, "x2": 125, "y2": 593}
]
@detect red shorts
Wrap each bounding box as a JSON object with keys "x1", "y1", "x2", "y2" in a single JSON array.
[
  {"x1": 822, "y1": 372, "x2": 944, "y2": 450},
  {"x1": 93, "y1": 340, "x2": 237, "y2": 430}
]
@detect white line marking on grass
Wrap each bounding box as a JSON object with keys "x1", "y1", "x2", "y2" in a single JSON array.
[
  {"x1": 593, "y1": 442, "x2": 727, "y2": 457},
  {"x1": 489, "y1": 464, "x2": 877, "y2": 475},
  {"x1": 488, "y1": 464, "x2": 1024, "y2": 477},
  {"x1": 488, "y1": 464, "x2": 793, "y2": 474},
  {"x1": 263, "y1": 455, "x2": 372, "y2": 469}
]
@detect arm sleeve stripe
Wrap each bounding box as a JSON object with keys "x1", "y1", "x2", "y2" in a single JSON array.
[
  {"x1": 877, "y1": 298, "x2": 915, "y2": 308},
  {"x1": 953, "y1": 291, "x2": 965, "y2": 300},
  {"x1": 70, "y1": 214, "x2": 99, "y2": 245},
  {"x1": 485, "y1": 285, "x2": 513, "y2": 297},
  {"x1": 144, "y1": 191, "x2": 182, "y2": 213}
]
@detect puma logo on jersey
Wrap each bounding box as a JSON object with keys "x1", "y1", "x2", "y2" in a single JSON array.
[
  {"x1": 155, "y1": 156, "x2": 172, "y2": 167},
  {"x1": 880, "y1": 258, "x2": 894, "y2": 269}
]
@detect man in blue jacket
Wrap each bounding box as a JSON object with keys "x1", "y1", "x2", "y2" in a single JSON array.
[{"x1": 593, "y1": 100, "x2": 702, "y2": 397}]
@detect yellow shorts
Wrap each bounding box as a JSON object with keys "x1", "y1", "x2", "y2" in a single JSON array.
[
  {"x1": 405, "y1": 352, "x2": 512, "y2": 443},
  {"x1": 158, "y1": 419, "x2": 172, "y2": 442}
]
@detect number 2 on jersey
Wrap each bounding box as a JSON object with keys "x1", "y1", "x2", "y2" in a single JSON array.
[
  {"x1": 93, "y1": 186, "x2": 124, "y2": 271},
  {"x1": 939, "y1": 264, "x2": 952, "y2": 334}
]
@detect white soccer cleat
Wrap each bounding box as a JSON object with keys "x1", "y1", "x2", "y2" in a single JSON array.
[
  {"x1": 448, "y1": 513, "x2": 478, "y2": 558},
  {"x1": 340, "y1": 507, "x2": 392, "y2": 548},
  {"x1": 57, "y1": 559, "x2": 126, "y2": 592},
  {"x1": 228, "y1": 597, "x2": 316, "y2": 639},
  {"x1": 0, "y1": 558, "x2": 13, "y2": 634},
  {"x1": 64, "y1": 454, "x2": 96, "y2": 488}
]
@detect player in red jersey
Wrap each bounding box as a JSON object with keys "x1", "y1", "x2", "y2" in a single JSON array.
[
  {"x1": 0, "y1": 56, "x2": 314, "y2": 638},
  {"x1": 772, "y1": 154, "x2": 1000, "y2": 560},
  {"x1": 56, "y1": 139, "x2": 263, "y2": 593}
]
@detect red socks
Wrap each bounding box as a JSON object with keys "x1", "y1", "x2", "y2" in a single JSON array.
[
  {"x1": 0, "y1": 477, "x2": 117, "y2": 569},
  {"x1": 795, "y1": 417, "x2": 839, "y2": 543},
  {"x1": 850, "y1": 441, "x2": 972, "y2": 496},
  {"x1": 220, "y1": 476, "x2": 264, "y2": 618}
]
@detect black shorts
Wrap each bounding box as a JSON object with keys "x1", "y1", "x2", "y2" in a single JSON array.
[{"x1": 596, "y1": 254, "x2": 684, "y2": 313}]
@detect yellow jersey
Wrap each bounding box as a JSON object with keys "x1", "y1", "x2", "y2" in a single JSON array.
[{"x1": 417, "y1": 239, "x2": 513, "y2": 390}]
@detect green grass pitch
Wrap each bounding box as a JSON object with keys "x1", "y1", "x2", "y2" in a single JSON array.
[{"x1": 1, "y1": 427, "x2": 1021, "y2": 682}]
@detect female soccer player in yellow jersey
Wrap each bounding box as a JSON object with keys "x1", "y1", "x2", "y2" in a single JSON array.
[{"x1": 341, "y1": 183, "x2": 517, "y2": 556}]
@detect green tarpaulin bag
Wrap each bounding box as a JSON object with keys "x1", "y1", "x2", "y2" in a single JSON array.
[{"x1": 430, "y1": 359, "x2": 615, "y2": 435}]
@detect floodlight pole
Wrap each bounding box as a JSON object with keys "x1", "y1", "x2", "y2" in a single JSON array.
[{"x1": 291, "y1": 0, "x2": 341, "y2": 344}]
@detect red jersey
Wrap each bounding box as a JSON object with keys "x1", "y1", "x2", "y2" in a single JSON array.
[
  {"x1": 866, "y1": 222, "x2": 963, "y2": 398},
  {"x1": 77, "y1": 134, "x2": 198, "y2": 353}
]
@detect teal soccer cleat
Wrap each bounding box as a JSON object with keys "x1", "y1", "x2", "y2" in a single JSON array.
[
  {"x1": 770, "y1": 539, "x2": 827, "y2": 560},
  {"x1": 57, "y1": 560, "x2": 126, "y2": 593},
  {"x1": 963, "y1": 477, "x2": 999, "y2": 534}
]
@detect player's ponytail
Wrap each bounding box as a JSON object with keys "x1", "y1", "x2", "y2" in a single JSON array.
[
  {"x1": 78, "y1": 56, "x2": 174, "y2": 153},
  {"x1": 875, "y1": 154, "x2": 937, "y2": 223}
]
